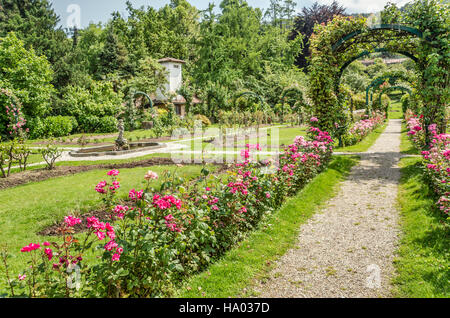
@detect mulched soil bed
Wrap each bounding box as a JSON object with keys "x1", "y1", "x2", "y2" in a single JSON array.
[
  {"x1": 37, "y1": 208, "x2": 115, "y2": 237},
  {"x1": 37, "y1": 164, "x2": 230, "y2": 237},
  {"x1": 0, "y1": 157, "x2": 176, "y2": 190}
]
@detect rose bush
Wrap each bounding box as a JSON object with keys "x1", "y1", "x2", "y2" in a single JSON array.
[
  {"x1": 406, "y1": 112, "x2": 450, "y2": 220},
  {"x1": 342, "y1": 111, "x2": 385, "y2": 146},
  {"x1": 3, "y1": 126, "x2": 334, "y2": 297}
]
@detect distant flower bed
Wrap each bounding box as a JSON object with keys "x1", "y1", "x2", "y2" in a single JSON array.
[
  {"x1": 342, "y1": 111, "x2": 385, "y2": 146},
  {"x1": 405, "y1": 111, "x2": 450, "y2": 218},
  {"x1": 2, "y1": 126, "x2": 334, "y2": 298}
]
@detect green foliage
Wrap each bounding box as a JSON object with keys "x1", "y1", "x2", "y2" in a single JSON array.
[
  {"x1": 0, "y1": 32, "x2": 55, "y2": 129},
  {"x1": 97, "y1": 116, "x2": 119, "y2": 134},
  {"x1": 308, "y1": 0, "x2": 449, "y2": 133},
  {"x1": 352, "y1": 92, "x2": 366, "y2": 110},
  {"x1": 39, "y1": 142, "x2": 62, "y2": 170},
  {"x1": 0, "y1": 0, "x2": 71, "y2": 66},
  {"x1": 96, "y1": 27, "x2": 129, "y2": 79},
  {"x1": 123, "y1": 57, "x2": 167, "y2": 96},
  {"x1": 194, "y1": 114, "x2": 212, "y2": 127},
  {"x1": 42, "y1": 116, "x2": 75, "y2": 138},
  {"x1": 290, "y1": 0, "x2": 347, "y2": 69},
  {"x1": 60, "y1": 79, "x2": 123, "y2": 133}
]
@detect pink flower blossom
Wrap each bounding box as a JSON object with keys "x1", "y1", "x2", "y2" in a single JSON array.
[
  {"x1": 144, "y1": 170, "x2": 159, "y2": 180},
  {"x1": 104, "y1": 240, "x2": 118, "y2": 251},
  {"x1": 44, "y1": 248, "x2": 53, "y2": 261},
  {"x1": 64, "y1": 216, "x2": 81, "y2": 227},
  {"x1": 107, "y1": 169, "x2": 120, "y2": 176},
  {"x1": 129, "y1": 189, "x2": 144, "y2": 200},
  {"x1": 20, "y1": 243, "x2": 41, "y2": 253}
]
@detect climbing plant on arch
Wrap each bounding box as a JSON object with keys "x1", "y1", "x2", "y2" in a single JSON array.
[
  {"x1": 308, "y1": 0, "x2": 449, "y2": 135},
  {"x1": 378, "y1": 86, "x2": 412, "y2": 107},
  {"x1": 365, "y1": 70, "x2": 415, "y2": 108}
]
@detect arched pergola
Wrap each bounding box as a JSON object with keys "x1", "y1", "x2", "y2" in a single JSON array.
[
  {"x1": 133, "y1": 91, "x2": 154, "y2": 109},
  {"x1": 336, "y1": 47, "x2": 418, "y2": 90},
  {"x1": 308, "y1": 1, "x2": 449, "y2": 147},
  {"x1": 309, "y1": 20, "x2": 426, "y2": 130},
  {"x1": 379, "y1": 86, "x2": 412, "y2": 106},
  {"x1": 234, "y1": 91, "x2": 265, "y2": 112},
  {"x1": 365, "y1": 72, "x2": 413, "y2": 108}
]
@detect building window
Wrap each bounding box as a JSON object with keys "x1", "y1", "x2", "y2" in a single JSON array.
[{"x1": 175, "y1": 105, "x2": 182, "y2": 116}]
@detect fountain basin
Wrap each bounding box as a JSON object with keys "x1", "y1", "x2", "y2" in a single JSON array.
[{"x1": 69, "y1": 142, "x2": 167, "y2": 157}]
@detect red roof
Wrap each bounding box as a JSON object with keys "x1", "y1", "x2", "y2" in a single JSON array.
[
  {"x1": 152, "y1": 95, "x2": 202, "y2": 105},
  {"x1": 157, "y1": 57, "x2": 186, "y2": 64}
]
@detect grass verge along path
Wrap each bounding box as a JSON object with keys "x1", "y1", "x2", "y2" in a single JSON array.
[
  {"x1": 392, "y1": 157, "x2": 449, "y2": 298},
  {"x1": 336, "y1": 123, "x2": 388, "y2": 153},
  {"x1": 176, "y1": 155, "x2": 359, "y2": 298}
]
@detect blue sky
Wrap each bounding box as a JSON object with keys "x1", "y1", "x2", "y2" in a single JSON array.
[{"x1": 50, "y1": 0, "x2": 412, "y2": 29}]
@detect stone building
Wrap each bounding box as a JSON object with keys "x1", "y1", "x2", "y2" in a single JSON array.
[{"x1": 153, "y1": 57, "x2": 201, "y2": 117}]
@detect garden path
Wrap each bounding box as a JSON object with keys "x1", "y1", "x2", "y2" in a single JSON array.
[{"x1": 253, "y1": 119, "x2": 402, "y2": 298}]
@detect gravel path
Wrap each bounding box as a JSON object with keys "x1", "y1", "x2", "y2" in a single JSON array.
[{"x1": 253, "y1": 119, "x2": 402, "y2": 298}]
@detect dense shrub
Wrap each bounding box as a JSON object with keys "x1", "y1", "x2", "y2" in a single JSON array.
[
  {"x1": 97, "y1": 116, "x2": 118, "y2": 133},
  {"x1": 342, "y1": 111, "x2": 385, "y2": 146},
  {"x1": 60, "y1": 80, "x2": 123, "y2": 133},
  {"x1": 77, "y1": 116, "x2": 100, "y2": 133},
  {"x1": 0, "y1": 32, "x2": 54, "y2": 136},
  {"x1": 28, "y1": 118, "x2": 46, "y2": 139},
  {"x1": 43, "y1": 116, "x2": 75, "y2": 137},
  {"x1": 194, "y1": 114, "x2": 211, "y2": 127},
  {"x1": 352, "y1": 92, "x2": 366, "y2": 110},
  {"x1": 405, "y1": 112, "x2": 450, "y2": 220}
]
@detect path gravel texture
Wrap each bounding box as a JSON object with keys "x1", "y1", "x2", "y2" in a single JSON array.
[{"x1": 253, "y1": 119, "x2": 403, "y2": 298}]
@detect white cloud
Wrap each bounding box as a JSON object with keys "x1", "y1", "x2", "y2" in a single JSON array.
[{"x1": 312, "y1": 0, "x2": 412, "y2": 13}]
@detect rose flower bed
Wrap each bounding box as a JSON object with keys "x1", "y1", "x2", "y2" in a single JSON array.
[
  {"x1": 405, "y1": 111, "x2": 450, "y2": 219},
  {"x1": 342, "y1": 111, "x2": 385, "y2": 146},
  {"x1": 1, "y1": 126, "x2": 334, "y2": 298}
]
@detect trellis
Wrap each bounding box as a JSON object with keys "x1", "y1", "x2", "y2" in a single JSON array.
[
  {"x1": 308, "y1": 6, "x2": 449, "y2": 144},
  {"x1": 233, "y1": 91, "x2": 265, "y2": 112}
]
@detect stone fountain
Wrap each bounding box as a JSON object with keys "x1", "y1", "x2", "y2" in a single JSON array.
[
  {"x1": 114, "y1": 119, "x2": 129, "y2": 151},
  {"x1": 68, "y1": 119, "x2": 166, "y2": 158}
]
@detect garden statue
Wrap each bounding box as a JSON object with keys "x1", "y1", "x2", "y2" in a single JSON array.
[{"x1": 115, "y1": 119, "x2": 129, "y2": 150}]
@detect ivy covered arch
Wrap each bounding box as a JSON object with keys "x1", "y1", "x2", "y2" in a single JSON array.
[
  {"x1": 337, "y1": 48, "x2": 418, "y2": 90},
  {"x1": 308, "y1": 0, "x2": 449, "y2": 136},
  {"x1": 365, "y1": 70, "x2": 414, "y2": 107},
  {"x1": 233, "y1": 91, "x2": 266, "y2": 112},
  {"x1": 280, "y1": 86, "x2": 306, "y2": 111},
  {"x1": 379, "y1": 86, "x2": 412, "y2": 106}
]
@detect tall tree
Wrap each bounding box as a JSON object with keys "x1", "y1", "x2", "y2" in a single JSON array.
[
  {"x1": 0, "y1": 32, "x2": 54, "y2": 134},
  {"x1": 290, "y1": 1, "x2": 346, "y2": 69},
  {"x1": 96, "y1": 27, "x2": 129, "y2": 79},
  {"x1": 0, "y1": 0, "x2": 70, "y2": 65}
]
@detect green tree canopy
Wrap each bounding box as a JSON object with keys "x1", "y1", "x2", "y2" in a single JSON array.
[{"x1": 0, "y1": 32, "x2": 54, "y2": 133}]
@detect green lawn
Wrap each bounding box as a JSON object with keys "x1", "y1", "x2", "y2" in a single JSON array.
[
  {"x1": 0, "y1": 164, "x2": 212, "y2": 291},
  {"x1": 388, "y1": 98, "x2": 404, "y2": 120},
  {"x1": 393, "y1": 157, "x2": 449, "y2": 297},
  {"x1": 176, "y1": 155, "x2": 359, "y2": 298}
]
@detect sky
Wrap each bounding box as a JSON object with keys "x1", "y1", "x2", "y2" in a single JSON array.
[{"x1": 49, "y1": 0, "x2": 412, "y2": 29}]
